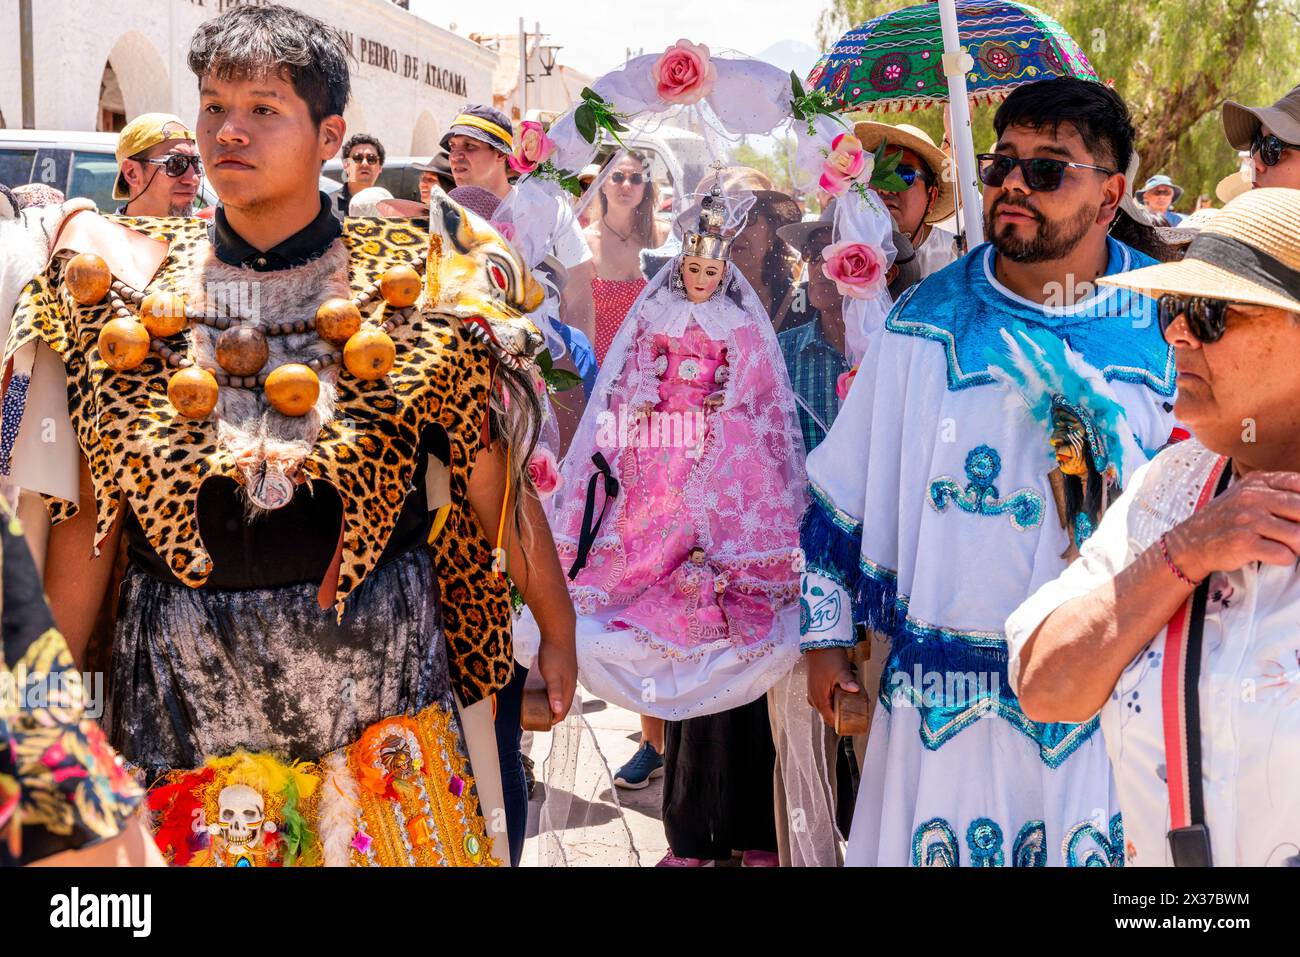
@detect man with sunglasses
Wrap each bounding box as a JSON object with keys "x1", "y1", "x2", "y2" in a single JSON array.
[
  {"x1": 799, "y1": 77, "x2": 1177, "y2": 866},
  {"x1": 334, "y1": 133, "x2": 386, "y2": 218},
  {"x1": 857, "y1": 121, "x2": 960, "y2": 280},
  {"x1": 1223, "y1": 83, "x2": 1300, "y2": 191},
  {"x1": 113, "y1": 113, "x2": 202, "y2": 218}
]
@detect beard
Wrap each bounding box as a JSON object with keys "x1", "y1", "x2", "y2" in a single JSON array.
[
  {"x1": 169, "y1": 199, "x2": 196, "y2": 217},
  {"x1": 985, "y1": 197, "x2": 1098, "y2": 263}
]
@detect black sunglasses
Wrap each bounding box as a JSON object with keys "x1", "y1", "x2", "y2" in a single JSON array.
[
  {"x1": 1158, "y1": 294, "x2": 1233, "y2": 343},
  {"x1": 1251, "y1": 131, "x2": 1299, "y2": 167},
  {"x1": 349, "y1": 153, "x2": 381, "y2": 165},
  {"x1": 144, "y1": 153, "x2": 203, "y2": 178},
  {"x1": 609, "y1": 171, "x2": 647, "y2": 185},
  {"x1": 976, "y1": 153, "x2": 1116, "y2": 192}
]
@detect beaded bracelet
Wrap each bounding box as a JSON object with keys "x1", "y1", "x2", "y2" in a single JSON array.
[{"x1": 1158, "y1": 533, "x2": 1200, "y2": 586}]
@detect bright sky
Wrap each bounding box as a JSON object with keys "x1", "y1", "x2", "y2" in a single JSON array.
[{"x1": 408, "y1": 0, "x2": 825, "y2": 78}]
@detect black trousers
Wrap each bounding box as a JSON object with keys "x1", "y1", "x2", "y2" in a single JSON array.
[{"x1": 661, "y1": 696, "x2": 778, "y2": 859}]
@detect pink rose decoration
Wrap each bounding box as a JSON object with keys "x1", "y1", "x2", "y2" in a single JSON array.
[
  {"x1": 818, "y1": 133, "x2": 873, "y2": 196},
  {"x1": 652, "y1": 39, "x2": 717, "y2": 106},
  {"x1": 526, "y1": 448, "x2": 563, "y2": 498},
  {"x1": 822, "y1": 241, "x2": 887, "y2": 300},
  {"x1": 835, "y1": 367, "x2": 859, "y2": 401},
  {"x1": 488, "y1": 219, "x2": 516, "y2": 242},
  {"x1": 508, "y1": 120, "x2": 556, "y2": 174}
]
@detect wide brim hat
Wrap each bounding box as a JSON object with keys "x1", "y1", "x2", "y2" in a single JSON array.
[
  {"x1": 1154, "y1": 206, "x2": 1220, "y2": 246},
  {"x1": 1216, "y1": 169, "x2": 1252, "y2": 205},
  {"x1": 1222, "y1": 83, "x2": 1300, "y2": 151},
  {"x1": 1136, "y1": 174, "x2": 1184, "y2": 205},
  {"x1": 1098, "y1": 187, "x2": 1300, "y2": 314},
  {"x1": 412, "y1": 152, "x2": 453, "y2": 176},
  {"x1": 693, "y1": 166, "x2": 802, "y2": 228},
  {"x1": 849, "y1": 118, "x2": 955, "y2": 225},
  {"x1": 439, "y1": 106, "x2": 513, "y2": 155}
]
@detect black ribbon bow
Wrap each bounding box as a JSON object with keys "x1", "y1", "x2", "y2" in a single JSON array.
[{"x1": 568, "y1": 452, "x2": 619, "y2": 580}]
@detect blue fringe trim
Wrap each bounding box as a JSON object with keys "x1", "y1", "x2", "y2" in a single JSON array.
[{"x1": 800, "y1": 491, "x2": 907, "y2": 639}]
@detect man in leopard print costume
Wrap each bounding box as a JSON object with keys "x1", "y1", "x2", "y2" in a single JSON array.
[{"x1": 0, "y1": 4, "x2": 576, "y2": 867}]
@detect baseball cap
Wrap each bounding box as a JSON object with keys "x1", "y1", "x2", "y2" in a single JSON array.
[{"x1": 113, "y1": 113, "x2": 195, "y2": 200}]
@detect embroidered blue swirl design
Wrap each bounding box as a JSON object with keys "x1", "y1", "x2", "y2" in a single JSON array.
[
  {"x1": 966, "y1": 818, "x2": 1004, "y2": 867},
  {"x1": 911, "y1": 818, "x2": 959, "y2": 867},
  {"x1": 1014, "y1": 820, "x2": 1047, "y2": 867},
  {"x1": 1063, "y1": 813, "x2": 1125, "y2": 867},
  {"x1": 928, "y1": 445, "x2": 1045, "y2": 531}
]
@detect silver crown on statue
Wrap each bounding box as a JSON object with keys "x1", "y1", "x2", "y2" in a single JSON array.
[{"x1": 682, "y1": 175, "x2": 735, "y2": 261}]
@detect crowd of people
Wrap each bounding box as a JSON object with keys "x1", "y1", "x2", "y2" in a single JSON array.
[{"x1": 1, "y1": 0, "x2": 1298, "y2": 871}]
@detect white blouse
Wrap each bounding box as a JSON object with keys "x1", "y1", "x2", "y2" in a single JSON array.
[{"x1": 1007, "y1": 437, "x2": 1300, "y2": 866}]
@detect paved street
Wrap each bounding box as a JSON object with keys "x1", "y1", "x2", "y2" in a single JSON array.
[{"x1": 523, "y1": 694, "x2": 668, "y2": 867}]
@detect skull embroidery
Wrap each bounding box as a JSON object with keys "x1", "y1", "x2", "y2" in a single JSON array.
[{"x1": 209, "y1": 784, "x2": 277, "y2": 850}]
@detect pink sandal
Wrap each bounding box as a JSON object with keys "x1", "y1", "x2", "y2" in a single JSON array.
[
  {"x1": 741, "y1": 849, "x2": 779, "y2": 867},
  {"x1": 655, "y1": 851, "x2": 713, "y2": 867}
]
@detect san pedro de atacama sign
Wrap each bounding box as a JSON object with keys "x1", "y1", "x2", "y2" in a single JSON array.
[{"x1": 342, "y1": 32, "x2": 469, "y2": 98}]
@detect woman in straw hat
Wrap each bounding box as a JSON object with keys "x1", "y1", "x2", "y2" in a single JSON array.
[{"x1": 1007, "y1": 188, "x2": 1300, "y2": 866}]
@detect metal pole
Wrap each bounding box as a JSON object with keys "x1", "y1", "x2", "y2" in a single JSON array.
[
  {"x1": 938, "y1": 0, "x2": 984, "y2": 247},
  {"x1": 518, "y1": 17, "x2": 527, "y2": 119},
  {"x1": 19, "y1": 0, "x2": 35, "y2": 128}
]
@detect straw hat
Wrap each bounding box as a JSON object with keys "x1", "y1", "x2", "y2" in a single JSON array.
[
  {"x1": 849, "y1": 119, "x2": 955, "y2": 224},
  {"x1": 1215, "y1": 169, "x2": 1252, "y2": 205},
  {"x1": 1155, "y1": 206, "x2": 1220, "y2": 246},
  {"x1": 1098, "y1": 187, "x2": 1300, "y2": 314}
]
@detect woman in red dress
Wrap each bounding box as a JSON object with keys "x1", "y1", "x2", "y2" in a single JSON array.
[{"x1": 580, "y1": 151, "x2": 671, "y2": 365}]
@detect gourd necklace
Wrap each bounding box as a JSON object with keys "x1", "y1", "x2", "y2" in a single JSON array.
[{"x1": 60, "y1": 247, "x2": 429, "y2": 419}]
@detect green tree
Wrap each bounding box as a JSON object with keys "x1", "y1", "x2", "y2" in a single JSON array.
[
  {"x1": 814, "y1": 0, "x2": 1300, "y2": 208},
  {"x1": 731, "y1": 136, "x2": 799, "y2": 195}
]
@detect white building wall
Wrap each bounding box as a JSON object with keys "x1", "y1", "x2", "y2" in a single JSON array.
[{"x1": 1, "y1": 0, "x2": 497, "y2": 157}]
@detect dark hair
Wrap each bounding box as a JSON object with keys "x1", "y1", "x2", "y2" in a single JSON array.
[
  {"x1": 188, "y1": 4, "x2": 351, "y2": 126},
  {"x1": 598, "y1": 150, "x2": 658, "y2": 247},
  {"x1": 993, "y1": 77, "x2": 1134, "y2": 175},
  {"x1": 343, "y1": 134, "x2": 385, "y2": 166}
]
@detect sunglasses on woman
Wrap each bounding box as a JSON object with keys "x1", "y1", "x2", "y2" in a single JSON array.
[
  {"x1": 894, "y1": 163, "x2": 933, "y2": 189},
  {"x1": 609, "y1": 171, "x2": 647, "y2": 186},
  {"x1": 1251, "y1": 130, "x2": 1299, "y2": 167},
  {"x1": 1158, "y1": 294, "x2": 1233, "y2": 343},
  {"x1": 144, "y1": 153, "x2": 203, "y2": 178},
  {"x1": 976, "y1": 153, "x2": 1116, "y2": 192}
]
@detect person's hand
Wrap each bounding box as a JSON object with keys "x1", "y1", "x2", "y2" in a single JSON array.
[
  {"x1": 536, "y1": 628, "x2": 577, "y2": 723},
  {"x1": 805, "y1": 645, "x2": 859, "y2": 728},
  {"x1": 1165, "y1": 471, "x2": 1300, "y2": 583}
]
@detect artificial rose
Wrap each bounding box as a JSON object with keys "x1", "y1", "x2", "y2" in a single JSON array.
[
  {"x1": 835, "y1": 367, "x2": 859, "y2": 401},
  {"x1": 818, "y1": 133, "x2": 874, "y2": 196},
  {"x1": 652, "y1": 39, "x2": 717, "y2": 106},
  {"x1": 821, "y1": 241, "x2": 887, "y2": 300},
  {"x1": 507, "y1": 120, "x2": 556, "y2": 174},
  {"x1": 526, "y1": 447, "x2": 563, "y2": 497}
]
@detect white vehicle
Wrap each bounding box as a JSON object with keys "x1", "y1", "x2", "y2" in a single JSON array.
[{"x1": 0, "y1": 129, "x2": 340, "y2": 212}]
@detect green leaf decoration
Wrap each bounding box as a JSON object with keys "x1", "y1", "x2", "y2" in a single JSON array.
[
  {"x1": 545, "y1": 368, "x2": 583, "y2": 393},
  {"x1": 574, "y1": 103, "x2": 597, "y2": 144},
  {"x1": 873, "y1": 173, "x2": 910, "y2": 193},
  {"x1": 538, "y1": 349, "x2": 554, "y2": 374}
]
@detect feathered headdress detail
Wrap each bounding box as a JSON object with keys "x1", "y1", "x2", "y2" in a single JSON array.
[{"x1": 986, "y1": 324, "x2": 1140, "y2": 483}]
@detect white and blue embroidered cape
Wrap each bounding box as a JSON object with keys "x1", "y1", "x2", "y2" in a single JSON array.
[{"x1": 801, "y1": 238, "x2": 1175, "y2": 867}]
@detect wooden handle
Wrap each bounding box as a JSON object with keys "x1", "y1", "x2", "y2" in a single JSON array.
[
  {"x1": 833, "y1": 684, "x2": 871, "y2": 737},
  {"x1": 521, "y1": 687, "x2": 556, "y2": 731}
]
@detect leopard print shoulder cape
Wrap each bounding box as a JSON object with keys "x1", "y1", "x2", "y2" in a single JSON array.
[{"x1": 2, "y1": 214, "x2": 513, "y2": 704}]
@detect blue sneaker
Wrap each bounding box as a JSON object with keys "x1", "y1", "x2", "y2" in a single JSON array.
[{"x1": 613, "y1": 741, "x2": 663, "y2": 789}]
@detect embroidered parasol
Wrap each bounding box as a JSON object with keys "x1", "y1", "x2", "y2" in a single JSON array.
[{"x1": 808, "y1": 0, "x2": 1099, "y2": 114}]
